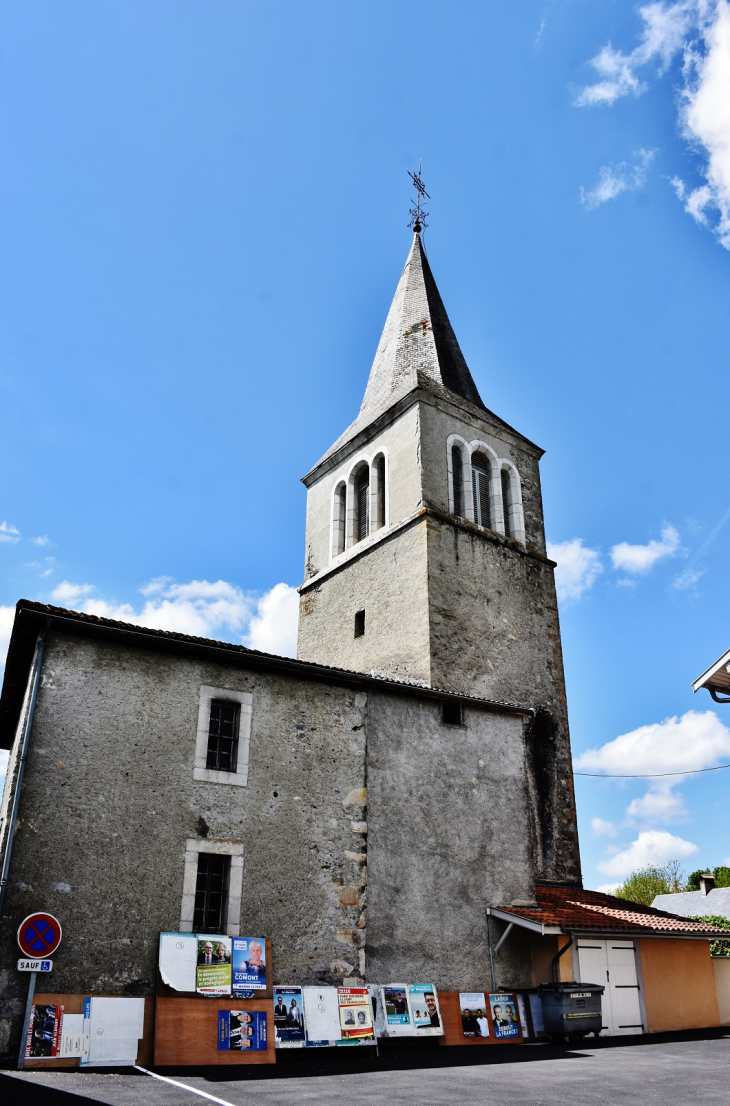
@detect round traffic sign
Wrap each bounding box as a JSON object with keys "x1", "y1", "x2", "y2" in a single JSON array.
[{"x1": 17, "y1": 913, "x2": 62, "y2": 958}]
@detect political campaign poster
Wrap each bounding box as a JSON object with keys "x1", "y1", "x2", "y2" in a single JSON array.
[
  {"x1": 273, "y1": 987, "x2": 306, "y2": 1047},
  {"x1": 383, "y1": 985, "x2": 410, "y2": 1027},
  {"x1": 302, "y1": 986, "x2": 341, "y2": 1046},
  {"x1": 158, "y1": 932, "x2": 197, "y2": 992},
  {"x1": 217, "y1": 1010, "x2": 267, "y2": 1051},
  {"x1": 407, "y1": 984, "x2": 443, "y2": 1035},
  {"x1": 515, "y1": 993, "x2": 530, "y2": 1037},
  {"x1": 459, "y1": 993, "x2": 490, "y2": 1038},
  {"x1": 232, "y1": 937, "x2": 267, "y2": 994},
  {"x1": 489, "y1": 993, "x2": 521, "y2": 1039},
  {"x1": 25, "y1": 1004, "x2": 63, "y2": 1059},
  {"x1": 338, "y1": 987, "x2": 374, "y2": 1041},
  {"x1": 196, "y1": 935, "x2": 232, "y2": 996}
]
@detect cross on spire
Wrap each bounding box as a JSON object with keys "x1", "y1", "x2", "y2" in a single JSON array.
[{"x1": 408, "y1": 162, "x2": 430, "y2": 232}]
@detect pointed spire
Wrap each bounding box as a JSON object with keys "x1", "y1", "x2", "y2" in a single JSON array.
[{"x1": 358, "y1": 231, "x2": 485, "y2": 425}]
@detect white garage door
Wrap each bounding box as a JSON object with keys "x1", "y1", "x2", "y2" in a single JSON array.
[{"x1": 576, "y1": 938, "x2": 644, "y2": 1036}]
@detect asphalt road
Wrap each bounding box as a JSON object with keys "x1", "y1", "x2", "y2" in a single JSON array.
[{"x1": 3, "y1": 1035, "x2": 730, "y2": 1106}]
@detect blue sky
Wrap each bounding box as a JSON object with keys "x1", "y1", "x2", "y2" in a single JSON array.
[{"x1": 2, "y1": 1, "x2": 730, "y2": 892}]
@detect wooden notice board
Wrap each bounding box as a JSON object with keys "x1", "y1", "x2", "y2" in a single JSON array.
[
  {"x1": 438, "y1": 992, "x2": 523, "y2": 1046},
  {"x1": 154, "y1": 996, "x2": 275, "y2": 1066},
  {"x1": 23, "y1": 994, "x2": 155, "y2": 1069}
]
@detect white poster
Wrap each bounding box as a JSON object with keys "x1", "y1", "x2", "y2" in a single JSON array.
[
  {"x1": 301, "y1": 986, "x2": 341, "y2": 1044},
  {"x1": 58, "y1": 1014, "x2": 89, "y2": 1059},
  {"x1": 82, "y1": 997, "x2": 145, "y2": 1067},
  {"x1": 159, "y1": 932, "x2": 197, "y2": 992}
]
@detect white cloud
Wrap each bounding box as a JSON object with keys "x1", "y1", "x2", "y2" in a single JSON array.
[
  {"x1": 546, "y1": 538, "x2": 603, "y2": 602},
  {"x1": 610, "y1": 523, "x2": 680, "y2": 573},
  {"x1": 245, "y1": 583, "x2": 299, "y2": 657},
  {"x1": 44, "y1": 577, "x2": 299, "y2": 658},
  {"x1": 672, "y1": 565, "x2": 705, "y2": 590},
  {"x1": 625, "y1": 782, "x2": 688, "y2": 823},
  {"x1": 575, "y1": 1, "x2": 696, "y2": 107},
  {"x1": 597, "y1": 829, "x2": 698, "y2": 877},
  {"x1": 51, "y1": 581, "x2": 96, "y2": 604},
  {"x1": 679, "y1": 1, "x2": 730, "y2": 247},
  {"x1": 0, "y1": 604, "x2": 14, "y2": 664},
  {"x1": 0, "y1": 521, "x2": 20, "y2": 543},
  {"x1": 575, "y1": 708, "x2": 730, "y2": 775},
  {"x1": 595, "y1": 881, "x2": 622, "y2": 894},
  {"x1": 580, "y1": 148, "x2": 657, "y2": 209},
  {"x1": 591, "y1": 817, "x2": 619, "y2": 838},
  {"x1": 576, "y1": 1, "x2": 730, "y2": 249},
  {"x1": 33, "y1": 536, "x2": 52, "y2": 547}
]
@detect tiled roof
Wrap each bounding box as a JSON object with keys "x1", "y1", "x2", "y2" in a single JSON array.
[{"x1": 498, "y1": 883, "x2": 730, "y2": 936}]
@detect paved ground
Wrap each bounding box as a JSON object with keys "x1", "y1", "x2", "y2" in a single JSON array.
[{"x1": 3, "y1": 1034, "x2": 730, "y2": 1106}]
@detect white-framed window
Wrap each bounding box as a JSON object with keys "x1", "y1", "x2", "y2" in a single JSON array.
[
  {"x1": 180, "y1": 838, "x2": 244, "y2": 935},
  {"x1": 194, "y1": 685, "x2": 252, "y2": 787}
]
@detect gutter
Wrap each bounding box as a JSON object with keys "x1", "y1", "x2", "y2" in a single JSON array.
[{"x1": 485, "y1": 907, "x2": 725, "y2": 941}]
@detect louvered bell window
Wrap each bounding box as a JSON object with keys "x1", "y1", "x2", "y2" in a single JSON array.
[
  {"x1": 501, "y1": 469, "x2": 512, "y2": 538},
  {"x1": 452, "y1": 448, "x2": 463, "y2": 517},
  {"x1": 472, "y1": 460, "x2": 491, "y2": 528},
  {"x1": 356, "y1": 474, "x2": 369, "y2": 542}
]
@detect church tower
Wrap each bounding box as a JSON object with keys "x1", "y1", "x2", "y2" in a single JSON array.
[{"x1": 297, "y1": 226, "x2": 578, "y2": 881}]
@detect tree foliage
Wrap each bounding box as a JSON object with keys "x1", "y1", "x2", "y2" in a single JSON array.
[
  {"x1": 688, "y1": 915, "x2": 730, "y2": 957},
  {"x1": 687, "y1": 866, "x2": 730, "y2": 891},
  {"x1": 613, "y1": 861, "x2": 686, "y2": 906}
]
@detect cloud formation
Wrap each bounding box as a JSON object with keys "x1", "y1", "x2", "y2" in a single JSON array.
[
  {"x1": 591, "y1": 817, "x2": 619, "y2": 838},
  {"x1": 597, "y1": 829, "x2": 698, "y2": 877},
  {"x1": 610, "y1": 524, "x2": 680, "y2": 573},
  {"x1": 246, "y1": 583, "x2": 299, "y2": 657},
  {"x1": 580, "y1": 149, "x2": 656, "y2": 208},
  {"x1": 575, "y1": 708, "x2": 730, "y2": 776},
  {"x1": 0, "y1": 522, "x2": 20, "y2": 543},
  {"x1": 546, "y1": 538, "x2": 603, "y2": 602},
  {"x1": 576, "y1": 1, "x2": 730, "y2": 249}
]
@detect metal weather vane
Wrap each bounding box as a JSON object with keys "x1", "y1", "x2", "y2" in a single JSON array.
[{"x1": 408, "y1": 162, "x2": 430, "y2": 231}]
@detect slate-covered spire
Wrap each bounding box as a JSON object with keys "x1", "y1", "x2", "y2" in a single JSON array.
[{"x1": 358, "y1": 230, "x2": 485, "y2": 426}]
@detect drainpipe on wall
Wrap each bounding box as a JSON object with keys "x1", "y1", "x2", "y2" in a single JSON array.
[{"x1": 0, "y1": 621, "x2": 50, "y2": 919}]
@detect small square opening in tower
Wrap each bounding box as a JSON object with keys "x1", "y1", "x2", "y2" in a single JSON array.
[
  {"x1": 441, "y1": 700, "x2": 462, "y2": 726},
  {"x1": 354, "y1": 609, "x2": 366, "y2": 638}
]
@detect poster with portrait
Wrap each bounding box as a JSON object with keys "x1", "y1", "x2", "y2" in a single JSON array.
[
  {"x1": 489, "y1": 993, "x2": 521, "y2": 1039},
  {"x1": 338, "y1": 987, "x2": 375, "y2": 1041},
  {"x1": 407, "y1": 984, "x2": 444, "y2": 1035},
  {"x1": 25, "y1": 1004, "x2": 63, "y2": 1059},
  {"x1": 459, "y1": 993, "x2": 490, "y2": 1038},
  {"x1": 195, "y1": 935, "x2": 232, "y2": 996},
  {"x1": 383, "y1": 985, "x2": 410, "y2": 1027},
  {"x1": 273, "y1": 987, "x2": 306, "y2": 1047},
  {"x1": 217, "y1": 1010, "x2": 268, "y2": 1051},
  {"x1": 232, "y1": 937, "x2": 267, "y2": 994}
]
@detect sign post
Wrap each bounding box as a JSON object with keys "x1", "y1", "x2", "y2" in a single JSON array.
[{"x1": 16, "y1": 913, "x2": 62, "y2": 1070}]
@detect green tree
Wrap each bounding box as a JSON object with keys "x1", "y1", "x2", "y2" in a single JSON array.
[
  {"x1": 688, "y1": 915, "x2": 730, "y2": 957},
  {"x1": 687, "y1": 866, "x2": 730, "y2": 890},
  {"x1": 614, "y1": 861, "x2": 686, "y2": 906}
]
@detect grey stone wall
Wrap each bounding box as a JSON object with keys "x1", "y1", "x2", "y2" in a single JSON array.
[
  {"x1": 365, "y1": 691, "x2": 535, "y2": 990},
  {"x1": 0, "y1": 632, "x2": 368, "y2": 1060}
]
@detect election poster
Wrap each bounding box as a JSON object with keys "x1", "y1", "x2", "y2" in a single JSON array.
[
  {"x1": 301, "y1": 986, "x2": 340, "y2": 1046},
  {"x1": 25, "y1": 1004, "x2": 63, "y2": 1059},
  {"x1": 196, "y1": 935, "x2": 232, "y2": 996},
  {"x1": 407, "y1": 985, "x2": 443, "y2": 1035},
  {"x1": 232, "y1": 937, "x2": 267, "y2": 994},
  {"x1": 383, "y1": 985, "x2": 410, "y2": 1027},
  {"x1": 459, "y1": 993, "x2": 490, "y2": 1038},
  {"x1": 489, "y1": 993, "x2": 521, "y2": 1039},
  {"x1": 273, "y1": 987, "x2": 306, "y2": 1047},
  {"x1": 337, "y1": 987, "x2": 374, "y2": 1041},
  {"x1": 217, "y1": 1010, "x2": 268, "y2": 1051}
]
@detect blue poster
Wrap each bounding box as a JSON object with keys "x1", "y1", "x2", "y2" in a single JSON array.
[
  {"x1": 231, "y1": 937, "x2": 267, "y2": 994},
  {"x1": 489, "y1": 993, "x2": 521, "y2": 1039},
  {"x1": 217, "y1": 1010, "x2": 268, "y2": 1051}
]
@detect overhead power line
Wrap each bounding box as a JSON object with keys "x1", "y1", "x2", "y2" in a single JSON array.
[{"x1": 574, "y1": 763, "x2": 730, "y2": 779}]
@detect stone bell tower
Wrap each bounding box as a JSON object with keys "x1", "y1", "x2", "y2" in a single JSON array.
[{"x1": 297, "y1": 220, "x2": 581, "y2": 884}]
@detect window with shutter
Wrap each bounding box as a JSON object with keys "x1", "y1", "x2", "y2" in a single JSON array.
[
  {"x1": 356, "y1": 474, "x2": 369, "y2": 542},
  {"x1": 471, "y1": 459, "x2": 491, "y2": 528},
  {"x1": 501, "y1": 469, "x2": 513, "y2": 538},
  {"x1": 452, "y1": 448, "x2": 463, "y2": 517}
]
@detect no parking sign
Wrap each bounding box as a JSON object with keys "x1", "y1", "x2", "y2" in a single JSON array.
[{"x1": 17, "y1": 913, "x2": 62, "y2": 959}]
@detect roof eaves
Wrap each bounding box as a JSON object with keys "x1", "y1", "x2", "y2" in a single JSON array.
[{"x1": 692, "y1": 646, "x2": 730, "y2": 693}]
